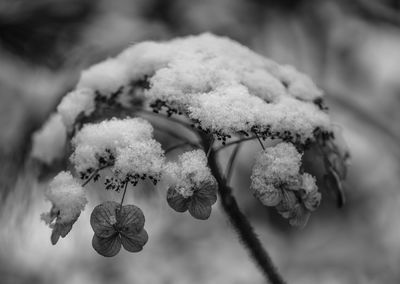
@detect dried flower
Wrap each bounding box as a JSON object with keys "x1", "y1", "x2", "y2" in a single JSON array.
[
  {"x1": 41, "y1": 171, "x2": 87, "y2": 244},
  {"x1": 167, "y1": 180, "x2": 217, "y2": 220},
  {"x1": 90, "y1": 201, "x2": 148, "y2": 257}
]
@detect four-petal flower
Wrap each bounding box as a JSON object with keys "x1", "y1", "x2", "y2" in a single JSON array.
[
  {"x1": 167, "y1": 180, "x2": 217, "y2": 220},
  {"x1": 90, "y1": 201, "x2": 148, "y2": 257}
]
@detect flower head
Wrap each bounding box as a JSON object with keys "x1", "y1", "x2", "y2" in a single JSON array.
[
  {"x1": 164, "y1": 150, "x2": 218, "y2": 220},
  {"x1": 250, "y1": 143, "x2": 321, "y2": 227},
  {"x1": 90, "y1": 201, "x2": 148, "y2": 257},
  {"x1": 167, "y1": 179, "x2": 217, "y2": 220},
  {"x1": 41, "y1": 171, "x2": 87, "y2": 244}
]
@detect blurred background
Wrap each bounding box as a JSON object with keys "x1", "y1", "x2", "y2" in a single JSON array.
[{"x1": 0, "y1": 0, "x2": 400, "y2": 283}]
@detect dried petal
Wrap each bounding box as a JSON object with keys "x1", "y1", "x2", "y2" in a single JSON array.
[
  {"x1": 195, "y1": 180, "x2": 218, "y2": 205},
  {"x1": 92, "y1": 234, "x2": 121, "y2": 257},
  {"x1": 302, "y1": 190, "x2": 321, "y2": 212},
  {"x1": 117, "y1": 204, "x2": 145, "y2": 233},
  {"x1": 324, "y1": 167, "x2": 345, "y2": 207},
  {"x1": 120, "y1": 229, "x2": 148, "y2": 253},
  {"x1": 90, "y1": 201, "x2": 119, "y2": 238},
  {"x1": 289, "y1": 204, "x2": 311, "y2": 228},
  {"x1": 256, "y1": 184, "x2": 282, "y2": 207},
  {"x1": 167, "y1": 187, "x2": 190, "y2": 213},
  {"x1": 50, "y1": 222, "x2": 73, "y2": 245},
  {"x1": 188, "y1": 195, "x2": 212, "y2": 220},
  {"x1": 276, "y1": 190, "x2": 297, "y2": 219}
]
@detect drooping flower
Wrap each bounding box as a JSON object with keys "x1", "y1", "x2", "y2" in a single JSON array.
[
  {"x1": 167, "y1": 179, "x2": 217, "y2": 220},
  {"x1": 90, "y1": 201, "x2": 148, "y2": 257},
  {"x1": 164, "y1": 150, "x2": 218, "y2": 220},
  {"x1": 41, "y1": 171, "x2": 87, "y2": 244},
  {"x1": 250, "y1": 142, "x2": 321, "y2": 227}
]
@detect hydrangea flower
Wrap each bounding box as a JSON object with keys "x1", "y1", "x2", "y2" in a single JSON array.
[
  {"x1": 167, "y1": 180, "x2": 217, "y2": 220},
  {"x1": 250, "y1": 142, "x2": 321, "y2": 227},
  {"x1": 70, "y1": 117, "x2": 165, "y2": 187},
  {"x1": 41, "y1": 171, "x2": 87, "y2": 244},
  {"x1": 90, "y1": 201, "x2": 148, "y2": 257},
  {"x1": 164, "y1": 150, "x2": 218, "y2": 220}
]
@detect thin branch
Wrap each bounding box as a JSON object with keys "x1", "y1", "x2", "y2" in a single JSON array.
[
  {"x1": 215, "y1": 136, "x2": 258, "y2": 152},
  {"x1": 165, "y1": 142, "x2": 199, "y2": 154},
  {"x1": 254, "y1": 132, "x2": 266, "y2": 150},
  {"x1": 225, "y1": 143, "x2": 242, "y2": 185},
  {"x1": 82, "y1": 164, "x2": 111, "y2": 187},
  {"x1": 120, "y1": 181, "x2": 128, "y2": 208},
  {"x1": 206, "y1": 136, "x2": 214, "y2": 158},
  {"x1": 136, "y1": 109, "x2": 195, "y2": 131}
]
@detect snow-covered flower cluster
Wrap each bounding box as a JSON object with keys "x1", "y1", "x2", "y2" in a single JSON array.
[
  {"x1": 41, "y1": 171, "x2": 87, "y2": 244},
  {"x1": 71, "y1": 117, "x2": 165, "y2": 188},
  {"x1": 32, "y1": 33, "x2": 348, "y2": 258},
  {"x1": 165, "y1": 150, "x2": 218, "y2": 220},
  {"x1": 32, "y1": 33, "x2": 334, "y2": 167},
  {"x1": 251, "y1": 143, "x2": 321, "y2": 227}
]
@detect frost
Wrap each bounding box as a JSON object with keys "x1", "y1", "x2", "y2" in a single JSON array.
[
  {"x1": 31, "y1": 113, "x2": 67, "y2": 165},
  {"x1": 70, "y1": 117, "x2": 165, "y2": 184}
]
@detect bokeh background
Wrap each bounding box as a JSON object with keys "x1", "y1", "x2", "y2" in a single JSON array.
[{"x1": 1, "y1": 0, "x2": 400, "y2": 283}]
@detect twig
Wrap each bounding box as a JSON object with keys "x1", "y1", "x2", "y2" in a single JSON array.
[
  {"x1": 215, "y1": 136, "x2": 258, "y2": 153},
  {"x1": 225, "y1": 143, "x2": 242, "y2": 185}
]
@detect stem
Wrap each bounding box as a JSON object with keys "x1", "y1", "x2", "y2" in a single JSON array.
[
  {"x1": 201, "y1": 134, "x2": 286, "y2": 284},
  {"x1": 215, "y1": 136, "x2": 258, "y2": 153},
  {"x1": 206, "y1": 136, "x2": 214, "y2": 158},
  {"x1": 254, "y1": 132, "x2": 265, "y2": 150},
  {"x1": 225, "y1": 143, "x2": 242, "y2": 185},
  {"x1": 136, "y1": 109, "x2": 195, "y2": 131},
  {"x1": 82, "y1": 164, "x2": 111, "y2": 187},
  {"x1": 165, "y1": 142, "x2": 199, "y2": 154},
  {"x1": 120, "y1": 181, "x2": 128, "y2": 208}
]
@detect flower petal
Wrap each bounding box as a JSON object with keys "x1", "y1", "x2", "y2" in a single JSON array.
[
  {"x1": 257, "y1": 184, "x2": 282, "y2": 207},
  {"x1": 188, "y1": 195, "x2": 212, "y2": 220},
  {"x1": 121, "y1": 229, "x2": 148, "y2": 253},
  {"x1": 167, "y1": 187, "x2": 190, "y2": 213},
  {"x1": 50, "y1": 222, "x2": 73, "y2": 245},
  {"x1": 116, "y1": 204, "x2": 145, "y2": 233},
  {"x1": 90, "y1": 201, "x2": 119, "y2": 238},
  {"x1": 289, "y1": 204, "x2": 311, "y2": 228},
  {"x1": 302, "y1": 190, "x2": 321, "y2": 212},
  {"x1": 196, "y1": 180, "x2": 218, "y2": 205},
  {"x1": 92, "y1": 234, "x2": 121, "y2": 257}
]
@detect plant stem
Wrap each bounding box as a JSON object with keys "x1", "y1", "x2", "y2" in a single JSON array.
[
  {"x1": 82, "y1": 164, "x2": 111, "y2": 187},
  {"x1": 225, "y1": 143, "x2": 241, "y2": 185},
  {"x1": 254, "y1": 132, "x2": 265, "y2": 150},
  {"x1": 120, "y1": 181, "x2": 128, "y2": 208},
  {"x1": 214, "y1": 136, "x2": 258, "y2": 153},
  {"x1": 201, "y1": 133, "x2": 286, "y2": 284}
]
